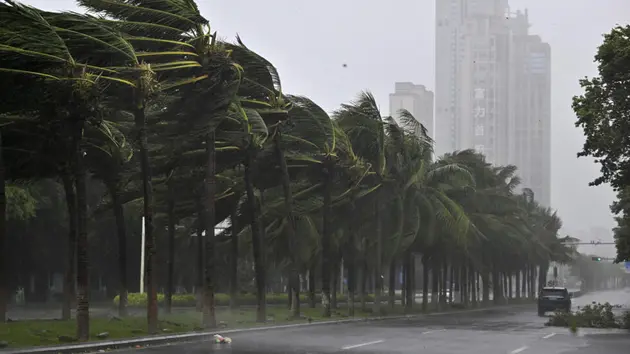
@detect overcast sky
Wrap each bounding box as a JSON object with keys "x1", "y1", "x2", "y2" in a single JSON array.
[{"x1": 24, "y1": 0, "x2": 630, "y2": 255}]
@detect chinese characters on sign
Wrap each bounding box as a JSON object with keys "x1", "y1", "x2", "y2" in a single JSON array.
[
  {"x1": 474, "y1": 88, "x2": 485, "y2": 100},
  {"x1": 473, "y1": 87, "x2": 485, "y2": 137},
  {"x1": 475, "y1": 124, "x2": 484, "y2": 136},
  {"x1": 474, "y1": 106, "x2": 485, "y2": 118}
]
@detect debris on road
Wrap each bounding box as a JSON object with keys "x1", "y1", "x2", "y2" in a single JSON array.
[{"x1": 213, "y1": 334, "x2": 232, "y2": 344}]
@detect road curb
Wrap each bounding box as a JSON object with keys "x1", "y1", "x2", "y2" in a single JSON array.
[{"x1": 1, "y1": 303, "x2": 534, "y2": 353}]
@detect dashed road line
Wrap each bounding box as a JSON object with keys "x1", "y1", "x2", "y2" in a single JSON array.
[
  {"x1": 542, "y1": 332, "x2": 556, "y2": 339},
  {"x1": 421, "y1": 329, "x2": 447, "y2": 334},
  {"x1": 510, "y1": 346, "x2": 529, "y2": 354},
  {"x1": 341, "y1": 340, "x2": 385, "y2": 350}
]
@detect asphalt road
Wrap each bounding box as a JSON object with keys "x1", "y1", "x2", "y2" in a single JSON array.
[{"x1": 117, "y1": 289, "x2": 630, "y2": 354}]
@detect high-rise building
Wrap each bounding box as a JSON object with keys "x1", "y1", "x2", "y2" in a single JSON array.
[
  {"x1": 434, "y1": 0, "x2": 551, "y2": 206},
  {"x1": 509, "y1": 10, "x2": 551, "y2": 206},
  {"x1": 435, "y1": 0, "x2": 511, "y2": 165},
  {"x1": 389, "y1": 82, "x2": 434, "y2": 138}
]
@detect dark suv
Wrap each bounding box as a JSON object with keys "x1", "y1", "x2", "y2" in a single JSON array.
[{"x1": 537, "y1": 286, "x2": 571, "y2": 316}]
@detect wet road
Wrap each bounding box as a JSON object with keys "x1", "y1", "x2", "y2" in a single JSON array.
[{"x1": 118, "y1": 289, "x2": 630, "y2": 354}]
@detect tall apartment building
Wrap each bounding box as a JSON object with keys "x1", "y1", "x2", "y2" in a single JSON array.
[
  {"x1": 389, "y1": 82, "x2": 434, "y2": 138},
  {"x1": 434, "y1": 0, "x2": 551, "y2": 206},
  {"x1": 509, "y1": 10, "x2": 551, "y2": 207}
]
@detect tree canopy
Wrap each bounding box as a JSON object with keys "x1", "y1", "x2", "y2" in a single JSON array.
[
  {"x1": 0, "y1": 0, "x2": 599, "y2": 343},
  {"x1": 573, "y1": 25, "x2": 630, "y2": 262}
]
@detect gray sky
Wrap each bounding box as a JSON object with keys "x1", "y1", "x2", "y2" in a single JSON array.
[{"x1": 25, "y1": 0, "x2": 630, "y2": 255}]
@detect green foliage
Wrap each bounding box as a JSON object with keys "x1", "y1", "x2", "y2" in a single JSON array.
[
  {"x1": 546, "y1": 303, "x2": 628, "y2": 329},
  {"x1": 611, "y1": 188, "x2": 630, "y2": 262},
  {"x1": 621, "y1": 310, "x2": 630, "y2": 329},
  {"x1": 573, "y1": 25, "x2": 630, "y2": 263},
  {"x1": 5, "y1": 185, "x2": 36, "y2": 220},
  {"x1": 0, "y1": 0, "x2": 586, "y2": 338},
  {"x1": 573, "y1": 25, "x2": 630, "y2": 190}
]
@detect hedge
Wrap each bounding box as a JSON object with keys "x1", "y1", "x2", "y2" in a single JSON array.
[{"x1": 113, "y1": 292, "x2": 402, "y2": 308}]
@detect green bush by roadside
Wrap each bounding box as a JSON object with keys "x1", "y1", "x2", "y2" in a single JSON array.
[
  {"x1": 113, "y1": 292, "x2": 401, "y2": 308},
  {"x1": 546, "y1": 302, "x2": 630, "y2": 329}
]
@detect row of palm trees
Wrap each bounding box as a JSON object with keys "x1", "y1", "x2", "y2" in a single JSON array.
[{"x1": 0, "y1": 0, "x2": 571, "y2": 342}]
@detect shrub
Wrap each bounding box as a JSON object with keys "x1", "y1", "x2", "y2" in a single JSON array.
[
  {"x1": 621, "y1": 310, "x2": 630, "y2": 329},
  {"x1": 546, "y1": 302, "x2": 624, "y2": 329},
  {"x1": 113, "y1": 292, "x2": 401, "y2": 308}
]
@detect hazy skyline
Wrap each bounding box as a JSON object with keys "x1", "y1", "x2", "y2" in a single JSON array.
[{"x1": 23, "y1": 0, "x2": 630, "y2": 256}]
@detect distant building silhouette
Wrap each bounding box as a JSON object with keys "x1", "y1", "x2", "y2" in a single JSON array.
[
  {"x1": 389, "y1": 82, "x2": 434, "y2": 139},
  {"x1": 434, "y1": 0, "x2": 551, "y2": 206}
]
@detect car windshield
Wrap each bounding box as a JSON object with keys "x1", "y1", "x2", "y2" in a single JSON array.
[{"x1": 541, "y1": 289, "x2": 567, "y2": 297}]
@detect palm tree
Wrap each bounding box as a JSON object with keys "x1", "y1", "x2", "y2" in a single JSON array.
[
  {"x1": 0, "y1": 1, "x2": 142, "y2": 338},
  {"x1": 85, "y1": 122, "x2": 134, "y2": 317},
  {"x1": 334, "y1": 91, "x2": 388, "y2": 314},
  {"x1": 79, "y1": 0, "x2": 243, "y2": 330}
]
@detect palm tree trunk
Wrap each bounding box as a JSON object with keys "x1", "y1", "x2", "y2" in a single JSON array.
[
  {"x1": 521, "y1": 266, "x2": 528, "y2": 297},
  {"x1": 388, "y1": 261, "x2": 396, "y2": 308},
  {"x1": 73, "y1": 122, "x2": 90, "y2": 341},
  {"x1": 274, "y1": 132, "x2": 300, "y2": 318},
  {"x1": 431, "y1": 260, "x2": 439, "y2": 310},
  {"x1": 528, "y1": 265, "x2": 536, "y2": 297},
  {"x1": 134, "y1": 105, "x2": 157, "y2": 334},
  {"x1": 244, "y1": 147, "x2": 266, "y2": 322},
  {"x1": 202, "y1": 131, "x2": 217, "y2": 328},
  {"x1": 287, "y1": 276, "x2": 292, "y2": 309},
  {"x1": 461, "y1": 264, "x2": 468, "y2": 306},
  {"x1": 539, "y1": 262, "x2": 549, "y2": 290},
  {"x1": 491, "y1": 268, "x2": 501, "y2": 305},
  {"x1": 347, "y1": 242, "x2": 356, "y2": 317},
  {"x1": 0, "y1": 131, "x2": 6, "y2": 323},
  {"x1": 449, "y1": 265, "x2": 455, "y2": 304},
  {"x1": 515, "y1": 271, "x2": 521, "y2": 299},
  {"x1": 481, "y1": 272, "x2": 490, "y2": 305},
  {"x1": 468, "y1": 263, "x2": 479, "y2": 307},
  {"x1": 331, "y1": 257, "x2": 338, "y2": 310},
  {"x1": 440, "y1": 261, "x2": 449, "y2": 306},
  {"x1": 404, "y1": 251, "x2": 414, "y2": 312},
  {"x1": 422, "y1": 256, "x2": 429, "y2": 312},
  {"x1": 470, "y1": 265, "x2": 477, "y2": 306},
  {"x1": 308, "y1": 266, "x2": 316, "y2": 308},
  {"x1": 360, "y1": 261, "x2": 367, "y2": 312},
  {"x1": 229, "y1": 208, "x2": 239, "y2": 310},
  {"x1": 61, "y1": 173, "x2": 77, "y2": 321},
  {"x1": 321, "y1": 161, "x2": 333, "y2": 318},
  {"x1": 108, "y1": 182, "x2": 128, "y2": 317},
  {"x1": 165, "y1": 180, "x2": 176, "y2": 315},
  {"x1": 373, "y1": 203, "x2": 382, "y2": 315},
  {"x1": 195, "y1": 197, "x2": 205, "y2": 312},
  {"x1": 508, "y1": 274, "x2": 513, "y2": 300}
]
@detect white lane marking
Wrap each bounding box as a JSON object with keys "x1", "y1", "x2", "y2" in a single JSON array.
[
  {"x1": 510, "y1": 346, "x2": 529, "y2": 354},
  {"x1": 341, "y1": 340, "x2": 385, "y2": 350},
  {"x1": 421, "y1": 329, "x2": 446, "y2": 334},
  {"x1": 543, "y1": 332, "x2": 556, "y2": 339}
]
